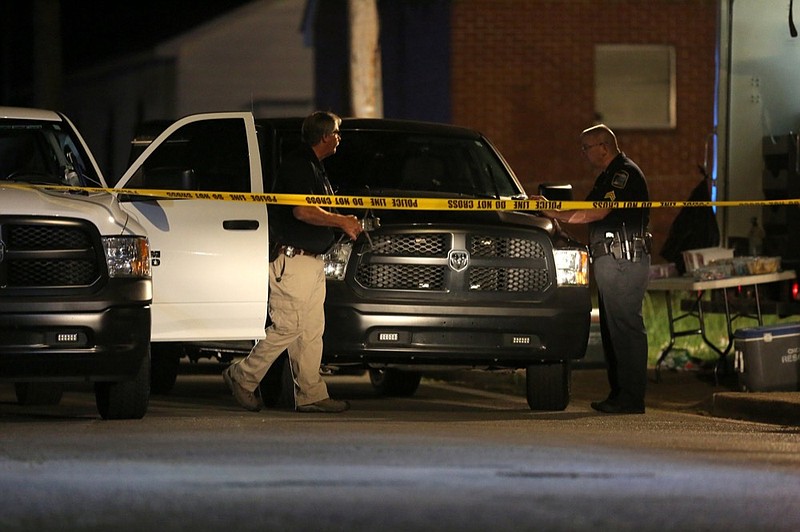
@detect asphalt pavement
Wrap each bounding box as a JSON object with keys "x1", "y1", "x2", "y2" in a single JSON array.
[{"x1": 437, "y1": 366, "x2": 800, "y2": 426}]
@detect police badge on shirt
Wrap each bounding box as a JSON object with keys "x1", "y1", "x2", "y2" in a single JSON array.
[{"x1": 611, "y1": 170, "x2": 629, "y2": 189}]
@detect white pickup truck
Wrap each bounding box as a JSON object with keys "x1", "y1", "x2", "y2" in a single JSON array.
[
  {"x1": 0, "y1": 109, "x2": 271, "y2": 418},
  {"x1": 0, "y1": 107, "x2": 153, "y2": 419}
]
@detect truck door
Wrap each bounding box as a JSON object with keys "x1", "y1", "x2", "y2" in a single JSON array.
[{"x1": 116, "y1": 112, "x2": 269, "y2": 341}]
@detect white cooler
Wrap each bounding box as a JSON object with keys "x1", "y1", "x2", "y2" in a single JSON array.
[{"x1": 733, "y1": 323, "x2": 800, "y2": 392}]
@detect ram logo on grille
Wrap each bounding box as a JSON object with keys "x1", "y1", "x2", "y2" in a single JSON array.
[{"x1": 448, "y1": 249, "x2": 469, "y2": 272}]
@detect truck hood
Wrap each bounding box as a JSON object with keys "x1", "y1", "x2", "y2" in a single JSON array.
[
  {"x1": 0, "y1": 184, "x2": 142, "y2": 236},
  {"x1": 349, "y1": 200, "x2": 588, "y2": 248},
  {"x1": 359, "y1": 205, "x2": 556, "y2": 234}
]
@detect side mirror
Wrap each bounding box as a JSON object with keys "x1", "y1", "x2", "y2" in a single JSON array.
[{"x1": 538, "y1": 183, "x2": 573, "y2": 201}]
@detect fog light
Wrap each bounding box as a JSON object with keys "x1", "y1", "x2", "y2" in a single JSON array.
[
  {"x1": 503, "y1": 334, "x2": 542, "y2": 349},
  {"x1": 45, "y1": 330, "x2": 87, "y2": 347},
  {"x1": 368, "y1": 330, "x2": 410, "y2": 345}
]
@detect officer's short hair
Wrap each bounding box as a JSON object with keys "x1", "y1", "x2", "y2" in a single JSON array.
[
  {"x1": 302, "y1": 111, "x2": 342, "y2": 146},
  {"x1": 581, "y1": 124, "x2": 619, "y2": 150}
]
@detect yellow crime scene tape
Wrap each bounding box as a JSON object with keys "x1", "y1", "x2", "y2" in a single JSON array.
[{"x1": 4, "y1": 182, "x2": 800, "y2": 211}]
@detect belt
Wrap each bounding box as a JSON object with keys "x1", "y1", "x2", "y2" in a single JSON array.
[
  {"x1": 590, "y1": 233, "x2": 651, "y2": 262},
  {"x1": 279, "y1": 245, "x2": 320, "y2": 258}
]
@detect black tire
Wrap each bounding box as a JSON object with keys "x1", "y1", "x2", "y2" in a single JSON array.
[
  {"x1": 369, "y1": 368, "x2": 422, "y2": 397},
  {"x1": 14, "y1": 382, "x2": 64, "y2": 406},
  {"x1": 150, "y1": 343, "x2": 181, "y2": 395},
  {"x1": 259, "y1": 351, "x2": 295, "y2": 409},
  {"x1": 94, "y1": 351, "x2": 150, "y2": 420},
  {"x1": 526, "y1": 361, "x2": 571, "y2": 411}
]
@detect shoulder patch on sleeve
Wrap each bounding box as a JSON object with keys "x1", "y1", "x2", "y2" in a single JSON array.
[{"x1": 611, "y1": 170, "x2": 629, "y2": 189}]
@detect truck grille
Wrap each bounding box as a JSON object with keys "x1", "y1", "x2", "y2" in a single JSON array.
[
  {"x1": 469, "y1": 266, "x2": 549, "y2": 292},
  {"x1": 367, "y1": 233, "x2": 446, "y2": 256},
  {"x1": 357, "y1": 263, "x2": 447, "y2": 290},
  {"x1": 354, "y1": 230, "x2": 552, "y2": 295},
  {"x1": 470, "y1": 234, "x2": 546, "y2": 259},
  {"x1": 0, "y1": 217, "x2": 103, "y2": 291}
]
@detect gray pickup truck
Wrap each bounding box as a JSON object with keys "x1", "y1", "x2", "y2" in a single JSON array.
[{"x1": 126, "y1": 115, "x2": 591, "y2": 410}]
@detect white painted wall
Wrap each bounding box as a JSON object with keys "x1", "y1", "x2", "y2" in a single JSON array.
[
  {"x1": 726, "y1": 0, "x2": 800, "y2": 238},
  {"x1": 157, "y1": 0, "x2": 313, "y2": 118},
  {"x1": 64, "y1": 0, "x2": 312, "y2": 180}
]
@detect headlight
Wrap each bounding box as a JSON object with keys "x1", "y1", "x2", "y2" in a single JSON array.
[
  {"x1": 323, "y1": 240, "x2": 353, "y2": 281},
  {"x1": 553, "y1": 248, "x2": 589, "y2": 286},
  {"x1": 102, "y1": 236, "x2": 151, "y2": 278}
]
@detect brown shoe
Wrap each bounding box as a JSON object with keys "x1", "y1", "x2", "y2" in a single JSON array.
[
  {"x1": 223, "y1": 366, "x2": 261, "y2": 412},
  {"x1": 296, "y1": 398, "x2": 350, "y2": 413}
]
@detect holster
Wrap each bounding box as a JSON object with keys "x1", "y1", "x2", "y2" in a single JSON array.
[
  {"x1": 590, "y1": 232, "x2": 652, "y2": 262},
  {"x1": 269, "y1": 239, "x2": 281, "y2": 262}
]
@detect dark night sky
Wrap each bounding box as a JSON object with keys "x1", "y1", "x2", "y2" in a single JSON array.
[
  {"x1": 1, "y1": 0, "x2": 254, "y2": 103},
  {"x1": 59, "y1": 0, "x2": 255, "y2": 68}
]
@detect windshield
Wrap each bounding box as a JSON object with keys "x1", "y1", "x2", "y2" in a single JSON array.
[
  {"x1": 321, "y1": 130, "x2": 524, "y2": 198},
  {"x1": 0, "y1": 119, "x2": 101, "y2": 187}
]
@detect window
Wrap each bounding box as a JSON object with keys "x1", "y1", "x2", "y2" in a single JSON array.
[
  {"x1": 126, "y1": 119, "x2": 250, "y2": 192},
  {"x1": 594, "y1": 44, "x2": 676, "y2": 130}
]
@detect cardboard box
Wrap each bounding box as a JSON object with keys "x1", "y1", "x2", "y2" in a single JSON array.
[
  {"x1": 681, "y1": 247, "x2": 734, "y2": 273},
  {"x1": 733, "y1": 322, "x2": 800, "y2": 392}
]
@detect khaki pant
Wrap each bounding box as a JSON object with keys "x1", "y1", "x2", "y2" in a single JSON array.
[{"x1": 230, "y1": 253, "x2": 329, "y2": 407}]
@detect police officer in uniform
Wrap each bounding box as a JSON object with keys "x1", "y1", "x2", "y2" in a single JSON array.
[
  {"x1": 223, "y1": 111, "x2": 362, "y2": 413},
  {"x1": 541, "y1": 124, "x2": 650, "y2": 414}
]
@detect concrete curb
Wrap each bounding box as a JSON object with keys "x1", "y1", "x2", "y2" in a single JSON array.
[
  {"x1": 712, "y1": 391, "x2": 800, "y2": 426},
  {"x1": 433, "y1": 367, "x2": 800, "y2": 427}
]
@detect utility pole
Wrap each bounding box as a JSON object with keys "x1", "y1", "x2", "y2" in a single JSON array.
[{"x1": 348, "y1": 0, "x2": 382, "y2": 117}]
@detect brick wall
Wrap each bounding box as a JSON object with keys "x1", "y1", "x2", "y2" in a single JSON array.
[{"x1": 450, "y1": 0, "x2": 718, "y2": 260}]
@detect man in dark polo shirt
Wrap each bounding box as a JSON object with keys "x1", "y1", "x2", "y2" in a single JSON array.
[
  {"x1": 540, "y1": 124, "x2": 651, "y2": 414},
  {"x1": 224, "y1": 111, "x2": 362, "y2": 413}
]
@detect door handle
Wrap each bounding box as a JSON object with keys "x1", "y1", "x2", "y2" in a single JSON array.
[{"x1": 223, "y1": 220, "x2": 260, "y2": 230}]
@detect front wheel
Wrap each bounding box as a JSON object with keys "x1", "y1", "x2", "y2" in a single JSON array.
[
  {"x1": 94, "y1": 351, "x2": 150, "y2": 420},
  {"x1": 526, "y1": 361, "x2": 571, "y2": 411},
  {"x1": 369, "y1": 368, "x2": 422, "y2": 397}
]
